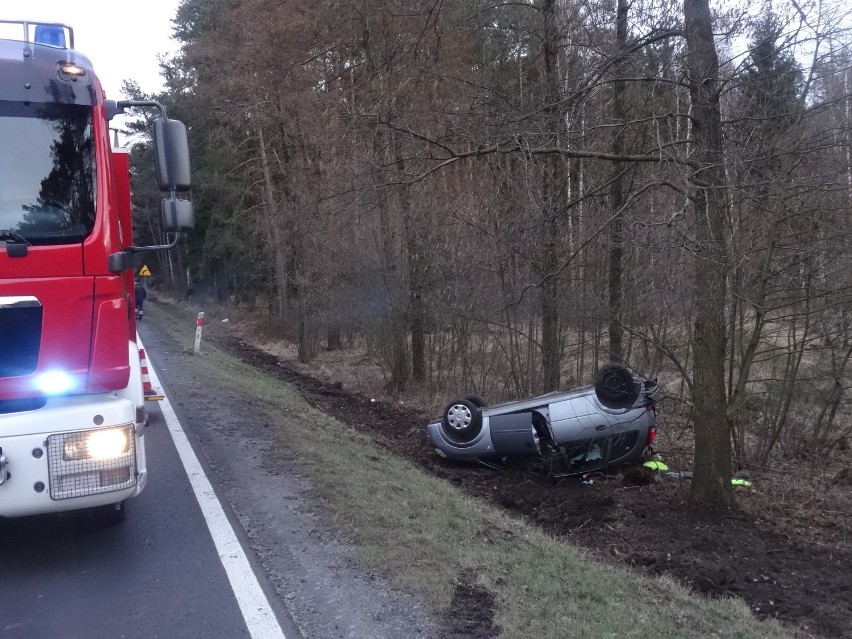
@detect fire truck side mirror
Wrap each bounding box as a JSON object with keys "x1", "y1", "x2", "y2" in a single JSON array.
[
  {"x1": 152, "y1": 118, "x2": 191, "y2": 192},
  {"x1": 161, "y1": 197, "x2": 194, "y2": 232}
]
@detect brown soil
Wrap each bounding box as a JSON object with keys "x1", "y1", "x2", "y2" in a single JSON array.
[{"x1": 210, "y1": 327, "x2": 851, "y2": 638}]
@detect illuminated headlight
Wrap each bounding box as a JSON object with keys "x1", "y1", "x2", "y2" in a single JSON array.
[
  {"x1": 35, "y1": 371, "x2": 75, "y2": 395},
  {"x1": 62, "y1": 427, "x2": 130, "y2": 461},
  {"x1": 47, "y1": 426, "x2": 137, "y2": 500}
]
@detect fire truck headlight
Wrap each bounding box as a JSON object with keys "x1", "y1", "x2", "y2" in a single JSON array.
[
  {"x1": 36, "y1": 371, "x2": 74, "y2": 395},
  {"x1": 63, "y1": 428, "x2": 130, "y2": 461}
]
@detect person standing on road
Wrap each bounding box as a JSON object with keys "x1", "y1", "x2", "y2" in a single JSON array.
[{"x1": 135, "y1": 278, "x2": 147, "y2": 319}]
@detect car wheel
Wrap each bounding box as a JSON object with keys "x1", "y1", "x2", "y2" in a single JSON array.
[
  {"x1": 87, "y1": 500, "x2": 126, "y2": 526},
  {"x1": 442, "y1": 398, "x2": 483, "y2": 440},
  {"x1": 464, "y1": 394, "x2": 487, "y2": 408},
  {"x1": 594, "y1": 363, "x2": 639, "y2": 408}
]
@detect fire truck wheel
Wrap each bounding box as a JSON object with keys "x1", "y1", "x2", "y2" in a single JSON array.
[{"x1": 88, "y1": 500, "x2": 127, "y2": 526}]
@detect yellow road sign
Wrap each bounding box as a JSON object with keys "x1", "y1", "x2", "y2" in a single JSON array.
[{"x1": 138, "y1": 265, "x2": 152, "y2": 277}]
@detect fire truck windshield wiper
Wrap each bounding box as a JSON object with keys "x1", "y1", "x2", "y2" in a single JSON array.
[{"x1": 0, "y1": 230, "x2": 31, "y2": 245}]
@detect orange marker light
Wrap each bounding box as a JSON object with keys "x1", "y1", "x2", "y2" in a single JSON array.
[{"x1": 61, "y1": 63, "x2": 85, "y2": 77}]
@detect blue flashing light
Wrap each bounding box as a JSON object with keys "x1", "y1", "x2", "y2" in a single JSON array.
[
  {"x1": 35, "y1": 371, "x2": 75, "y2": 395},
  {"x1": 34, "y1": 25, "x2": 66, "y2": 48}
]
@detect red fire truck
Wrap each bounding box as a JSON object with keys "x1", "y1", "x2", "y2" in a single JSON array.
[{"x1": 0, "y1": 21, "x2": 193, "y2": 524}]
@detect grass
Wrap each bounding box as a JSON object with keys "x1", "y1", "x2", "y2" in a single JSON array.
[{"x1": 147, "y1": 300, "x2": 788, "y2": 639}]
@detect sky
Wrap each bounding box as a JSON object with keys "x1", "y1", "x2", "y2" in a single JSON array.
[{"x1": 10, "y1": 0, "x2": 183, "y2": 100}]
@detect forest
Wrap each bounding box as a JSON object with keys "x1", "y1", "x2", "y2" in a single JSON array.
[{"x1": 125, "y1": 0, "x2": 852, "y2": 505}]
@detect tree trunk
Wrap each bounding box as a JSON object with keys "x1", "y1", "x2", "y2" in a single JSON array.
[
  {"x1": 396, "y1": 148, "x2": 426, "y2": 383},
  {"x1": 540, "y1": 0, "x2": 565, "y2": 391},
  {"x1": 683, "y1": 0, "x2": 732, "y2": 504},
  {"x1": 360, "y1": 7, "x2": 408, "y2": 394},
  {"x1": 257, "y1": 126, "x2": 288, "y2": 321},
  {"x1": 327, "y1": 326, "x2": 342, "y2": 351},
  {"x1": 607, "y1": 0, "x2": 628, "y2": 363}
]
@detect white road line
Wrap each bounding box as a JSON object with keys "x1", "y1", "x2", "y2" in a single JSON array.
[{"x1": 146, "y1": 358, "x2": 288, "y2": 639}]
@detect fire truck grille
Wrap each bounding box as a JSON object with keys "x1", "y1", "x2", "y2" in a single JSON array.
[{"x1": 46, "y1": 427, "x2": 137, "y2": 500}]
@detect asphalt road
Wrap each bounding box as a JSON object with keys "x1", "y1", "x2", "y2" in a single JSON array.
[{"x1": 0, "y1": 372, "x2": 291, "y2": 639}]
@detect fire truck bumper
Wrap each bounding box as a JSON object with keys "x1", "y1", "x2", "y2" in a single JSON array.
[{"x1": 0, "y1": 394, "x2": 147, "y2": 518}]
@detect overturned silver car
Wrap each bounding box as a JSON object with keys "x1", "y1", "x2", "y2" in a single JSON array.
[{"x1": 427, "y1": 365, "x2": 662, "y2": 475}]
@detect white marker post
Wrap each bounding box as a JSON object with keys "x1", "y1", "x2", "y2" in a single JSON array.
[{"x1": 194, "y1": 311, "x2": 204, "y2": 353}]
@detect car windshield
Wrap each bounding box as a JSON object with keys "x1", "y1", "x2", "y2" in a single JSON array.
[{"x1": 0, "y1": 100, "x2": 96, "y2": 245}]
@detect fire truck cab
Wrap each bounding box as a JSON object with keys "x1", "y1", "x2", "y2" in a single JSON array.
[{"x1": 0, "y1": 21, "x2": 192, "y2": 524}]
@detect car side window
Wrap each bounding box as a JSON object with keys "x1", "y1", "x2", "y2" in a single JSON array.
[
  {"x1": 564, "y1": 437, "x2": 608, "y2": 471},
  {"x1": 609, "y1": 431, "x2": 639, "y2": 461}
]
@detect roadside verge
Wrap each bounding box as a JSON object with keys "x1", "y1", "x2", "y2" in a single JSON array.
[{"x1": 146, "y1": 300, "x2": 786, "y2": 639}]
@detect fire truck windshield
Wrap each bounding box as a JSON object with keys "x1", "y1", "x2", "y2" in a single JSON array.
[{"x1": 0, "y1": 100, "x2": 96, "y2": 245}]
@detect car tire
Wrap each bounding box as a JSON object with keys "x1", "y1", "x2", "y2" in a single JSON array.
[
  {"x1": 464, "y1": 394, "x2": 487, "y2": 408},
  {"x1": 87, "y1": 500, "x2": 126, "y2": 526},
  {"x1": 594, "y1": 363, "x2": 639, "y2": 408},
  {"x1": 442, "y1": 398, "x2": 483, "y2": 441}
]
